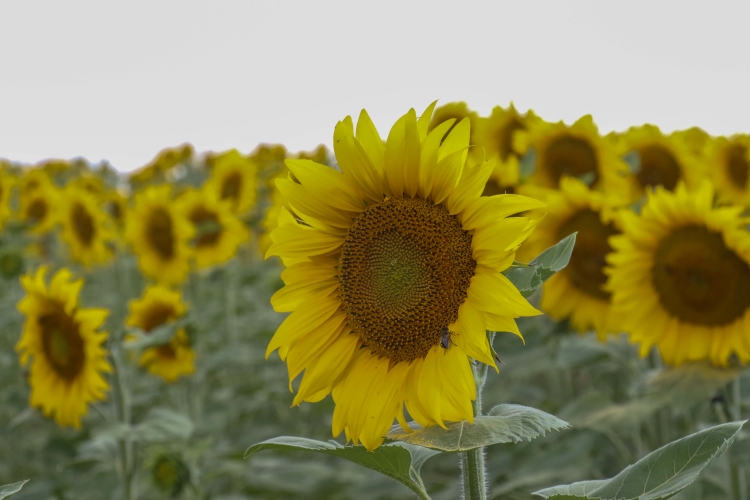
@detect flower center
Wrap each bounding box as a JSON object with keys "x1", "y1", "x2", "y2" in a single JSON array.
[
  {"x1": 146, "y1": 208, "x2": 175, "y2": 259},
  {"x1": 141, "y1": 304, "x2": 178, "y2": 332},
  {"x1": 189, "y1": 206, "x2": 223, "y2": 247},
  {"x1": 652, "y1": 225, "x2": 750, "y2": 326},
  {"x1": 220, "y1": 172, "x2": 242, "y2": 202},
  {"x1": 338, "y1": 197, "x2": 476, "y2": 363},
  {"x1": 39, "y1": 310, "x2": 85, "y2": 380},
  {"x1": 636, "y1": 145, "x2": 680, "y2": 191},
  {"x1": 557, "y1": 209, "x2": 618, "y2": 300},
  {"x1": 27, "y1": 199, "x2": 48, "y2": 223},
  {"x1": 544, "y1": 135, "x2": 599, "y2": 186},
  {"x1": 72, "y1": 202, "x2": 95, "y2": 246},
  {"x1": 726, "y1": 143, "x2": 749, "y2": 190}
]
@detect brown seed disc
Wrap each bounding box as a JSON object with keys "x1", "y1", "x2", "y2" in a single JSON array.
[
  {"x1": 189, "y1": 206, "x2": 223, "y2": 247},
  {"x1": 726, "y1": 143, "x2": 750, "y2": 190},
  {"x1": 72, "y1": 202, "x2": 95, "y2": 247},
  {"x1": 636, "y1": 145, "x2": 681, "y2": 191},
  {"x1": 338, "y1": 197, "x2": 476, "y2": 363},
  {"x1": 544, "y1": 135, "x2": 599, "y2": 186},
  {"x1": 39, "y1": 308, "x2": 85, "y2": 380},
  {"x1": 146, "y1": 207, "x2": 175, "y2": 259}
]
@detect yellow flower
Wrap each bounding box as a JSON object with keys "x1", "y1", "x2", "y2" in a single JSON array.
[
  {"x1": 520, "y1": 178, "x2": 623, "y2": 339},
  {"x1": 514, "y1": 115, "x2": 631, "y2": 200},
  {"x1": 130, "y1": 144, "x2": 194, "y2": 186},
  {"x1": 176, "y1": 187, "x2": 250, "y2": 268},
  {"x1": 606, "y1": 182, "x2": 750, "y2": 366},
  {"x1": 126, "y1": 285, "x2": 194, "y2": 382},
  {"x1": 102, "y1": 189, "x2": 129, "y2": 229},
  {"x1": 672, "y1": 126, "x2": 712, "y2": 156},
  {"x1": 298, "y1": 145, "x2": 330, "y2": 164},
  {"x1": 16, "y1": 267, "x2": 111, "y2": 428},
  {"x1": 266, "y1": 104, "x2": 544, "y2": 450},
  {"x1": 614, "y1": 124, "x2": 704, "y2": 201},
  {"x1": 59, "y1": 186, "x2": 115, "y2": 266},
  {"x1": 19, "y1": 168, "x2": 53, "y2": 196},
  {"x1": 0, "y1": 170, "x2": 15, "y2": 229},
  {"x1": 125, "y1": 185, "x2": 193, "y2": 284},
  {"x1": 72, "y1": 175, "x2": 106, "y2": 196},
  {"x1": 19, "y1": 181, "x2": 60, "y2": 234},
  {"x1": 206, "y1": 150, "x2": 258, "y2": 214},
  {"x1": 704, "y1": 134, "x2": 750, "y2": 206}
]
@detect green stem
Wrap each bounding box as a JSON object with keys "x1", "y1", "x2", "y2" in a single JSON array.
[
  {"x1": 223, "y1": 264, "x2": 238, "y2": 345},
  {"x1": 112, "y1": 346, "x2": 135, "y2": 500},
  {"x1": 461, "y1": 353, "x2": 489, "y2": 500},
  {"x1": 730, "y1": 377, "x2": 746, "y2": 500}
]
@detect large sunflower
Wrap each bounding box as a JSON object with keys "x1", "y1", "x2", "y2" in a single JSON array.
[
  {"x1": 126, "y1": 285, "x2": 194, "y2": 382},
  {"x1": 125, "y1": 185, "x2": 193, "y2": 284},
  {"x1": 59, "y1": 186, "x2": 115, "y2": 266},
  {"x1": 704, "y1": 134, "x2": 750, "y2": 206},
  {"x1": 266, "y1": 104, "x2": 544, "y2": 450},
  {"x1": 206, "y1": 149, "x2": 258, "y2": 214},
  {"x1": 606, "y1": 182, "x2": 750, "y2": 366},
  {"x1": 514, "y1": 115, "x2": 630, "y2": 200},
  {"x1": 176, "y1": 187, "x2": 249, "y2": 269},
  {"x1": 16, "y1": 267, "x2": 111, "y2": 428},
  {"x1": 520, "y1": 178, "x2": 623, "y2": 339}
]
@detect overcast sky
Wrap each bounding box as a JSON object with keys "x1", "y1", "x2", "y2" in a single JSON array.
[{"x1": 1, "y1": 1, "x2": 749, "y2": 172}]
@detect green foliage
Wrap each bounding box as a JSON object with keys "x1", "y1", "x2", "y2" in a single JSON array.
[
  {"x1": 505, "y1": 233, "x2": 577, "y2": 298},
  {"x1": 387, "y1": 404, "x2": 568, "y2": 452},
  {"x1": 0, "y1": 481, "x2": 28, "y2": 500},
  {"x1": 534, "y1": 421, "x2": 745, "y2": 500},
  {"x1": 519, "y1": 147, "x2": 537, "y2": 180}
]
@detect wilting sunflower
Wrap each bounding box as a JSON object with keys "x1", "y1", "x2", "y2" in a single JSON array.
[
  {"x1": 475, "y1": 104, "x2": 535, "y2": 196},
  {"x1": 59, "y1": 187, "x2": 115, "y2": 266},
  {"x1": 206, "y1": 149, "x2": 258, "y2": 214},
  {"x1": 125, "y1": 185, "x2": 193, "y2": 284},
  {"x1": 176, "y1": 188, "x2": 249, "y2": 268},
  {"x1": 514, "y1": 115, "x2": 631, "y2": 200},
  {"x1": 704, "y1": 134, "x2": 750, "y2": 206},
  {"x1": 266, "y1": 104, "x2": 544, "y2": 450},
  {"x1": 614, "y1": 124, "x2": 703, "y2": 202},
  {"x1": 0, "y1": 170, "x2": 15, "y2": 229},
  {"x1": 606, "y1": 182, "x2": 750, "y2": 366},
  {"x1": 126, "y1": 285, "x2": 194, "y2": 382},
  {"x1": 19, "y1": 181, "x2": 60, "y2": 234},
  {"x1": 16, "y1": 267, "x2": 111, "y2": 428},
  {"x1": 520, "y1": 178, "x2": 623, "y2": 339}
]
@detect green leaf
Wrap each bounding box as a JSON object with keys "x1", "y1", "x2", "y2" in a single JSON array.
[
  {"x1": 0, "y1": 481, "x2": 28, "y2": 499},
  {"x1": 245, "y1": 436, "x2": 439, "y2": 499},
  {"x1": 622, "y1": 150, "x2": 641, "y2": 175},
  {"x1": 534, "y1": 421, "x2": 745, "y2": 500},
  {"x1": 124, "y1": 316, "x2": 190, "y2": 351},
  {"x1": 504, "y1": 233, "x2": 577, "y2": 297},
  {"x1": 387, "y1": 404, "x2": 568, "y2": 452},
  {"x1": 133, "y1": 408, "x2": 194, "y2": 442},
  {"x1": 519, "y1": 147, "x2": 537, "y2": 180}
]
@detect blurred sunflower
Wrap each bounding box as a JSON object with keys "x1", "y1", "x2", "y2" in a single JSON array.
[
  {"x1": 19, "y1": 181, "x2": 60, "y2": 234},
  {"x1": 176, "y1": 188, "x2": 249, "y2": 268},
  {"x1": 16, "y1": 267, "x2": 111, "y2": 428},
  {"x1": 428, "y1": 101, "x2": 479, "y2": 146},
  {"x1": 206, "y1": 150, "x2": 258, "y2": 214},
  {"x1": 103, "y1": 189, "x2": 129, "y2": 229},
  {"x1": 72, "y1": 174, "x2": 105, "y2": 196},
  {"x1": 672, "y1": 126, "x2": 712, "y2": 156},
  {"x1": 475, "y1": 104, "x2": 534, "y2": 195},
  {"x1": 705, "y1": 134, "x2": 750, "y2": 206},
  {"x1": 126, "y1": 285, "x2": 194, "y2": 382},
  {"x1": 266, "y1": 104, "x2": 544, "y2": 450},
  {"x1": 19, "y1": 168, "x2": 53, "y2": 196},
  {"x1": 607, "y1": 182, "x2": 750, "y2": 366},
  {"x1": 130, "y1": 144, "x2": 194, "y2": 187},
  {"x1": 514, "y1": 115, "x2": 630, "y2": 199},
  {"x1": 520, "y1": 178, "x2": 623, "y2": 339},
  {"x1": 125, "y1": 185, "x2": 193, "y2": 284},
  {"x1": 59, "y1": 187, "x2": 115, "y2": 266},
  {"x1": 0, "y1": 170, "x2": 15, "y2": 229}
]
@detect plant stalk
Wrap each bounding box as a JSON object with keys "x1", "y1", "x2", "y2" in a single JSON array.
[
  {"x1": 729, "y1": 376, "x2": 746, "y2": 500},
  {"x1": 112, "y1": 346, "x2": 135, "y2": 500},
  {"x1": 461, "y1": 351, "x2": 490, "y2": 500}
]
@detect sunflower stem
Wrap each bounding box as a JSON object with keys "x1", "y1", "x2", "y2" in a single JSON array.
[
  {"x1": 461, "y1": 357, "x2": 489, "y2": 500},
  {"x1": 730, "y1": 376, "x2": 747, "y2": 500},
  {"x1": 223, "y1": 263, "x2": 238, "y2": 345},
  {"x1": 112, "y1": 345, "x2": 135, "y2": 500}
]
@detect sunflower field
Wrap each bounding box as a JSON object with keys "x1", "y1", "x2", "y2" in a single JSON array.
[{"x1": 2, "y1": 101, "x2": 750, "y2": 500}]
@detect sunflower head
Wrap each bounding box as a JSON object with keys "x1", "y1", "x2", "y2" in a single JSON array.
[
  {"x1": 0, "y1": 170, "x2": 16, "y2": 229},
  {"x1": 704, "y1": 134, "x2": 750, "y2": 206},
  {"x1": 607, "y1": 182, "x2": 750, "y2": 366},
  {"x1": 60, "y1": 186, "x2": 115, "y2": 266},
  {"x1": 16, "y1": 267, "x2": 111, "y2": 428},
  {"x1": 206, "y1": 150, "x2": 258, "y2": 214},
  {"x1": 151, "y1": 453, "x2": 190, "y2": 497},
  {"x1": 19, "y1": 181, "x2": 60, "y2": 234},
  {"x1": 266, "y1": 103, "x2": 544, "y2": 450}
]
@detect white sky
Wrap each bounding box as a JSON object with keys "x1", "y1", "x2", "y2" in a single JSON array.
[{"x1": 1, "y1": 1, "x2": 749, "y2": 172}]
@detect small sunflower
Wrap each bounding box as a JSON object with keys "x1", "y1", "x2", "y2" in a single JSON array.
[
  {"x1": 206, "y1": 150, "x2": 258, "y2": 214},
  {"x1": 72, "y1": 175, "x2": 106, "y2": 196},
  {"x1": 19, "y1": 181, "x2": 60, "y2": 234},
  {"x1": 19, "y1": 168, "x2": 53, "y2": 196},
  {"x1": 59, "y1": 187, "x2": 115, "y2": 266},
  {"x1": 514, "y1": 115, "x2": 631, "y2": 200},
  {"x1": 520, "y1": 178, "x2": 623, "y2": 339},
  {"x1": 0, "y1": 170, "x2": 15, "y2": 229},
  {"x1": 125, "y1": 185, "x2": 193, "y2": 285},
  {"x1": 704, "y1": 134, "x2": 750, "y2": 206},
  {"x1": 126, "y1": 285, "x2": 194, "y2": 382},
  {"x1": 130, "y1": 144, "x2": 194, "y2": 187},
  {"x1": 606, "y1": 182, "x2": 750, "y2": 366},
  {"x1": 176, "y1": 188, "x2": 250, "y2": 268},
  {"x1": 672, "y1": 126, "x2": 712, "y2": 156},
  {"x1": 16, "y1": 267, "x2": 111, "y2": 428},
  {"x1": 102, "y1": 189, "x2": 129, "y2": 229},
  {"x1": 266, "y1": 104, "x2": 544, "y2": 450}
]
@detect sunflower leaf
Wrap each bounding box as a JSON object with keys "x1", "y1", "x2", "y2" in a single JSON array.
[
  {"x1": 519, "y1": 147, "x2": 537, "y2": 180},
  {"x1": 533, "y1": 421, "x2": 745, "y2": 500},
  {"x1": 0, "y1": 480, "x2": 28, "y2": 499},
  {"x1": 387, "y1": 404, "x2": 568, "y2": 452},
  {"x1": 504, "y1": 233, "x2": 577, "y2": 297},
  {"x1": 622, "y1": 150, "x2": 641, "y2": 175},
  {"x1": 123, "y1": 316, "x2": 191, "y2": 351},
  {"x1": 245, "y1": 436, "x2": 439, "y2": 499}
]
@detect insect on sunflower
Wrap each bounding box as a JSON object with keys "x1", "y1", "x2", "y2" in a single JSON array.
[{"x1": 266, "y1": 103, "x2": 545, "y2": 450}]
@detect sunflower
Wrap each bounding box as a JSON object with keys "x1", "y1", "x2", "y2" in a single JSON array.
[
  {"x1": 125, "y1": 185, "x2": 193, "y2": 284},
  {"x1": 176, "y1": 187, "x2": 249, "y2": 268},
  {"x1": 126, "y1": 285, "x2": 194, "y2": 382},
  {"x1": 130, "y1": 144, "x2": 194, "y2": 187},
  {"x1": 59, "y1": 187, "x2": 115, "y2": 266},
  {"x1": 614, "y1": 124, "x2": 703, "y2": 202},
  {"x1": 672, "y1": 126, "x2": 712, "y2": 156},
  {"x1": 704, "y1": 134, "x2": 750, "y2": 206},
  {"x1": 0, "y1": 170, "x2": 15, "y2": 230},
  {"x1": 16, "y1": 267, "x2": 111, "y2": 428},
  {"x1": 475, "y1": 104, "x2": 535, "y2": 196},
  {"x1": 103, "y1": 189, "x2": 129, "y2": 229},
  {"x1": 266, "y1": 104, "x2": 544, "y2": 450},
  {"x1": 606, "y1": 182, "x2": 750, "y2": 366},
  {"x1": 19, "y1": 181, "x2": 60, "y2": 234},
  {"x1": 520, "y1": 178, "x2": 623, "y2": 339},
  {"x1": 19, "y1": 168, "x2": 53, "y2": 196},
  {"x1": 206, "y1": 149, "x2": 258, "y2": 214}
]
